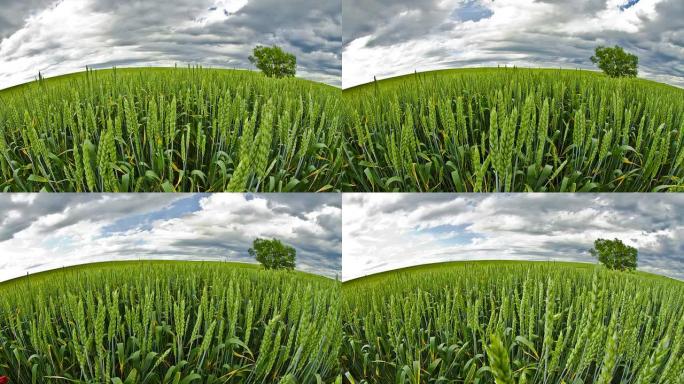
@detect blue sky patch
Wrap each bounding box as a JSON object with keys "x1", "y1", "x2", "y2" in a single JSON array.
[
  {"x1": 416, "y1": 224, "x2": 479, "y2": 246},
  {"x1": 102, "y1": 194, "x2": 204, "y2": 235},
  {"x1": 619, "y1": 0, "x2": 640, "y2": 11},
  {"x1": 44, "y1": 235, "x2": 76, "y2": 252},
  {"x1": 452, "y1": 1, "x2": 493, "y2": 23}
]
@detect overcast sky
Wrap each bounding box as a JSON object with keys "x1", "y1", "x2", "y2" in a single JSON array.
[
  {"x1": 343, "y1": 194, "x2": 684, "y2": 281},
  {"x1": 0, "y1": 0, "x2": 341, "y2": 90},
  {"x1": 0, "y1": 194, "x2": 341, "y2": 282},
  {"x1": 343, "y1": 0, "x2": 684, "y2": 88}
]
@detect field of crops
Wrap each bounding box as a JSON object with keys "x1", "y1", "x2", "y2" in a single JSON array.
[
  {"x1": 0, "y1": 261, "x2": 341, "y2": 384},
  {"x1": 0, "y1": 67, "x2": 343, "y2": 192},
  {"x1": 341, "y1": 261, "x2": 684, "y2": 383},
  {"x1": 343, "y1": 68, "x2": 684, "y2": 192}
]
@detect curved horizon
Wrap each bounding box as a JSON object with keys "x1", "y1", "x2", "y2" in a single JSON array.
[
  {"x1": 0, "y1": 259, "x2": 336, "y2": 287},
  {"x1": 342, "y1": 0, "x2": 684, "y2": 89},
  {"x1": 341, "y1": 259, "x2": 684, "y2": 283},
  {"x1": 343, "y1": 194, "x2": 684, "y2": 282},
  {"x1": 0, "y1": 194, "x2": 342, "y2": 282},
  {"x1": 0, "y1": 0, "x2": 341, "y2": 90},
  {"x1": 0, "y1": 65, "x2": 341, "y2": 93},
  {"x1": 341, "y1": 66, "x2": 684, "y2": 91}
]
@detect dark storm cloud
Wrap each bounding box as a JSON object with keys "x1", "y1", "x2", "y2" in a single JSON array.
[
  {"x1": 0, "y1": 0, "x2": 340, "y2": 89},
  {"x1": 344, "y1": 194, "x2": 684, "y2": 281},
  {"x1": 0, "y1": 0, "x2": 54, "y2": 38},
  {"x1": 343, "y1": 0, "x2": 684, "y2": 88}
]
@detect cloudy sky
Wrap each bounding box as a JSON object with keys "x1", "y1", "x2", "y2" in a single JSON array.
[
  {"x1": 343, "y1": 0, "x2": 684, "y2": 88},
  {"x1": 0, "y1": 0, "x2": 341, "y2": 90},
  {"x1": 0, "y1": 194, "x2": 341, "y2": 282},
  {"x1": 343, "y1": 194, "x2": 684, "y2": 281}
]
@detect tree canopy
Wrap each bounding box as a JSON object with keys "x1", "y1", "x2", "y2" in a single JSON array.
[
  {"x1": 590, "y1": 45, "x2": 638, "y2": 78},
  {"x1": 248, "y1": 238, "x2": 296, "y2": 270},
  {"x1": 248, "y1": 45, "x2": 296, "y2": 79},
  {"x1": 590, "y1": 238, "x2": 638, "y2": 271}
]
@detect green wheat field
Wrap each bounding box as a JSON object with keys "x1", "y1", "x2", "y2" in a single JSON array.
[
  {"x1": 0, "y1": 67, "x2": 343, "y2": 192},
  {"x1": 0, "y1": 261, "x2": 341, "y2": 384},
  {"x1": 3, "y1": 67, "x2": 684, "y2": 192},
  {"x1": 341, "y1": 261, "x2": 684, "y2": 384},
  {"x1": 343, "y1": 68, "x2": 684, "y2": 192}
]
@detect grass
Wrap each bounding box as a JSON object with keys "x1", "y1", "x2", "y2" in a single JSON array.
[
  {"x1": 0, "y1": 260, "x2": 341, "y2": 383},
  {"x1": 341, "y1": 260, "x2": 684, "y2": 383},
  {"x1": 0, "y1": 66, "x2": 343, "y2": 192},
  {"x1": 6, "y1": 66, "x2": 682, "y2": 192},
  {"x1": 342, "y1": 67, "x2": 684, "y2": 192}
]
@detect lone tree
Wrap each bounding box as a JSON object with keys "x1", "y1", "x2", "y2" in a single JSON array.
[
  {"x1": 248, "y1": 45, "x2": 296, "y2": 78},
  {"x1": 590, "y1": 45, "x2": 638, "y2": 78},
  {"x1": 249, "y1": 238, "x2": 296, "y2": 270},
  {"x1": 590, "y1": 238, "x2": 638, "y2": 271}
]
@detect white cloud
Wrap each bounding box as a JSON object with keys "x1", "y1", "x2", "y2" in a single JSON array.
[
  {"x1": 343, "y1": 193, "x2": 684, "y2": 281},
  {"x1": 0, "y1": 0, "x2": 341, "y2": 90},
  {"x1": 0, "y1": 0, "x2": 114, "y2": 89},
  {"x1": 0, "y1": 193, "x2": 341, "y2": 281},
  {"x1": 10, "y1": 194, "x2": 38, "y2": 204},
  {"x1": 342, "y1": 0, "x2": 683, "y2": 88}
]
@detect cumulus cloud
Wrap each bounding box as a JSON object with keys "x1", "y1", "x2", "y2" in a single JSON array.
[
  {"x1": 0, "y1": 0, "x2": 341, "y2": 89},
  {"x1": 0, "y1": 193, "x2": 342, "y2": 281},
  {"x1": 342, "y1": 0, "x2": 684, "y2": 88},
  {"x1": 343, "y1": 193, "x2": 684, "y2": 281}
]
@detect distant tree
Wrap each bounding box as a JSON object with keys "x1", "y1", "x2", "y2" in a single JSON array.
[
  {"x1": 248, "y1": 45, "x2": 296, "y2": 78},
  {"x1": 248, "y1": 238, "x2": 296, "y2": 270},
  {"x1": 590, "y1": 45, "x2": 638, "y2": 78},
  {"x1": 590, "y1": 238, "x2": 638, "y2": 271}
]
